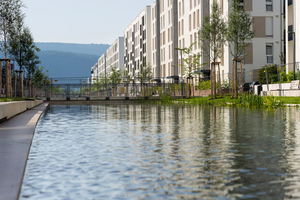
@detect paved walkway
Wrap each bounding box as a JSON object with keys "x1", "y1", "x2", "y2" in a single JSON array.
[{"x1": 0, "y1": 103, "x2": 48, "y2": 200}]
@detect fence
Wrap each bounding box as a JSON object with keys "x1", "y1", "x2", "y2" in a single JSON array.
[
  {"x1": 39, "y1": 80, "x2": 186, "y2": 99},
  {"x1": 2, "y1": 62, "x2": 300, "y2": 99}
]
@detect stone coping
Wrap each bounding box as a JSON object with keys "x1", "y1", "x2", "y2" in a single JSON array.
[{"x1": 0, "y1": 100, "x2": 43, "y2": 123}]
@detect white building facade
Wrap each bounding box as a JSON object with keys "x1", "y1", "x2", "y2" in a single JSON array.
[
  {"x1": 124, "y1": 6, "x2": 152, "y2": 78},
  {"x1": 106, "y1": 37, "x2": 125, "y2": 74},
  {"x1": 91, "y1": 0, "x2": 284, "y2": 84},
  {"x1": 97, "y1": 53, "x2": 106, "y2": 77},
  {"x1": 91, "y1": 63, "x2": 98, "y2": 83},
  {"x1": 286, "y1": 0, "x2": 300, "y2": 73}
]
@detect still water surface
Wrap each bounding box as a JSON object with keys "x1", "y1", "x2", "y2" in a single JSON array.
[{"x1": 20, "y1": 105, "x2": 300, "y2": 199}]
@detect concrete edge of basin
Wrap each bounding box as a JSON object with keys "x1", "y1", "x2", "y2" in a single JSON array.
[
  {"x1": 0, "y1": 102, "x2": 49, "y2": 200},
  {"x1": 0, "y1": 100, "x2": 44, "y2": 124},
  {"x1": 18, "y1": 103, "x2": 49, "y2": 200}
]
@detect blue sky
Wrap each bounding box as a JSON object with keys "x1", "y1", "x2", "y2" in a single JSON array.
[{"x1": 21, "y1": 0, "x2": 154, "y2": 44}]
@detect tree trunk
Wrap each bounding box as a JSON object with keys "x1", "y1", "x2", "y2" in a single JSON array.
[
  {"x1": 192, "y1": 78, "x2": 194, "y2": 97},
  {"x1": 240, "y1": 61, "x2": 244, "y2": 93},
  {"x1": 210, "y1": 63, "x2": 214, "y2": 99},
  {"x1": 235, "y1": 60, "x2": 238, "y2": 98},
  {"x1": 218, "y1": 63, "x2": 222, "y2": 97},
  {"x1": 10, "y1": 61, "x2": 12, "y2": 98},
  {"x1": 5, "y1": 61, "x2": 12, "y2": 98},
  {"x1": 186, "y1": 78, "x2": 190, "y2": 99},
  {"x1": 231, "y1": 59, "x2": 235, "y2": 98},
  {"x1": 19, "y1": 71, "x2": 24, "y2": 97},
  {"x1": 29, "y1": 79, "x2": 32, "y2": 98},
  {"x1": 213, "y1": 63, "x2": 216, "y2": 99},
  {"x1": 0, "y1": 62, "x2": 2, "y2": 96},
  {"x1": 14, "y1": 73, "x2": 17, "y2": 97}
]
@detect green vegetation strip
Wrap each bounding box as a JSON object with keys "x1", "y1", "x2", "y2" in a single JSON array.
[
  {"x1": 157, "y1": 94, "x2": 300, "y2": 109},
  {"x1": 0, "y1": 98, "x2": 34, "y2": 102}
]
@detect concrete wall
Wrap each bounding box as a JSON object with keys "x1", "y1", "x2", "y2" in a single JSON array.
[
  {"x1": 262, "y1": 83, "x2": 291, "y2": 91},
  {"x1": 0, "y1": 100, "x2": 43, "y2": 121}
]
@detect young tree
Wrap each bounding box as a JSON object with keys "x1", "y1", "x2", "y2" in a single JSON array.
[
  {"x1": 199, "y1": 0, "x2": 226, "y2": 99},
  {"x1": 9, "y1": 26, "x2": 37, "y2": 97},
  {"x1": 227, "y1": 0, "x2": 254, "y2": 98},
  {"x1": 33, "y1": 66, "x2": 48, "y2": 87},
  {"x1": 0, "y1": 0, "x2": 23, "y2": 97},
  {"x1": 108, "y1": 67, "x2": 122, "y2": 96},
  {"x1": 138, "y1": 60, "x2": 153, "y2": 96},
  {"x1": 177, "y1": 43, "x2": 201, "y2": 98}
]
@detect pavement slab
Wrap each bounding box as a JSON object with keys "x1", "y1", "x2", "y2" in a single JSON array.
[{"x1": 0, "y1": 103, "x2": 48, "y2": 200}]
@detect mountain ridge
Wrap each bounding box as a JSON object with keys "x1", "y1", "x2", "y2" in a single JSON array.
[
  {"x1": 35, "y1": 42, "x2": 110, "y2": 56},
  {"x1": 35, "y1": 42, "x2": 109, "y2": 78},
  {"x1": 36, "y1": 50, "x2": 100, "y2": 78}
]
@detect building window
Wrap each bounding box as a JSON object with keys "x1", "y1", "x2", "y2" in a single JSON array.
[
  {"x1": 288, "y1": 0, "x2": 293, "y2": 6},
  {"x1": 265, "y1": 17, "x2": 273, "y2": 37},
  {"x1": 266, "y1": 44, "x2": 273, "y2": 63},
  {"x1": 288, "y1": 25, "x2": 294, "y2": 41},
  {"x1": 189, "y1": 14, "x2": 191, "y2": 31},
  {"x1": 266, "y1": 0, "x2": 273, "y2": 11},
  {"x1": 237, "y1": 0, "x2": 244, "y2": 10}
]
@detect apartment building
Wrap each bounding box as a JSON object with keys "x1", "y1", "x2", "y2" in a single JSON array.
[
  {"x1": 91, "y1": 37, "x2": 124, "y2": 80},
  {"x1": 178, "y1": 0, "x2": 210, "y2": 82},
  {"x1": 149, "y1": 0, "x2": 281, "y2": 83},
  {"x1": 91, "y1": 0, "x2": 283, "y2": 84},
  {"x1": 124, "y1": 6, "x2": 152, "y2": 78},
  {"x1": 217, "y1": 0, "x2": 281, "y2": 82},
  {"x1": 106, "y1": 37, "x2": 125, "y2": 74},
  {"x1": 91, "y1": 63, "x2": 98, "y2": 83},
  {"x1": 286, "y1": 0, "x2": 300, "y2": 73},
  {"x1": 97, "y1": 53, "x2": 106, "y2": 77},
  {"x1": 151, "y1": 0, "x2": 181, "y2": 81}
]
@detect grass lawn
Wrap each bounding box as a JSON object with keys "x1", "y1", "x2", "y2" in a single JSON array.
[
  {"x1": 0, "y1": 97, "x2": 33, "y2": 102},
  {"x1": 177, "y1": 95, "x2": 300, "y2": 104},
  {"x1": 175, "y1": 95, "x2": 237, "y2": 105},
  {"x1": 172, "y1": 94, "x2": 300, "y2": 108},
  {"x1": 276, "y1": 97, "x2": 300, "y2": 104}
]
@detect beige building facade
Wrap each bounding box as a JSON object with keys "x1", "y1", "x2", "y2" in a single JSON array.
[
  {"x1": 217, "y1": 0, "x2": 282, "y2": 83},
  {"x1": 92, "y1": 0, "x2": 284, "y2": 84}
]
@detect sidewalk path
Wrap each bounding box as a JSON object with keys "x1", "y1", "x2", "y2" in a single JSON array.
[{"x1": 0, "y1": 103, "x2": 48, "y2": 200}]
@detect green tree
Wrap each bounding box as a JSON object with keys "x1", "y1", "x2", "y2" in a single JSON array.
[
  {"x1": 138, "y1": 60, "x2": 153, "y2": 96},
  {"x1": 33, "y1": 66, "x2": 48, "y2": 87},
  {"x1": 258, "y1": 65, "x2": 279, "y2": 84},
  {"x1": 108, "y1": 67, "x2": 122, "y2": 96},
  {"x1": 0, "y1": 0, "x2": 24, "y2": 58},
  {"x1": 9, "y1": 26, "x2": 39, "y2": 97},
  {"x1": 24, "y1": 43, "x2": 41, "y2": 79},
  {"x1": 199, "y1": 0, "x2": 226, "y2": 99},
  {"x1": 138, "y1": 60, "x2": 153, "y2": 83},
  {"x1": 0, "y1": 0, "x2": 24, "y2": 97},
  {"x1": 176, "y1": 43, "x2": 201, "y2": 98},
  {"x1": 227, "y1": 0, "x2": 254, "y2": 98}
]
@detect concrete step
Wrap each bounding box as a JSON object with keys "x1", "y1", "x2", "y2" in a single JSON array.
[{"x1": 290, "y1": 80, "x2": 300, "y2": 90}]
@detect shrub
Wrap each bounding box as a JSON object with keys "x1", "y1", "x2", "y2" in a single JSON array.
[
  {"x1": 197, "y1": 80, "x2": 211, "y2": 90},
  {"x1": 258, "y1": 64, "x2": 279, "y2": 84}
]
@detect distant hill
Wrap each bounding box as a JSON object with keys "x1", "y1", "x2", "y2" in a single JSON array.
[
  {"x1": 37, "y1": 51, "x2": 100, "y2": 78},
  {"x1": 35, "y1": 43, "x2": 110, "y2": 78},
  {"x1": 0, "y1": 42, "x2": 110, "y2": 79},
  {"x1": 35, "y1": 42, "x2": 110, "y2": 56}
]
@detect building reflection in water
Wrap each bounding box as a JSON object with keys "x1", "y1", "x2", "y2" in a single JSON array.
[{"x1": 33, "y1": 104, "x2": 299, "y2": 199}]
